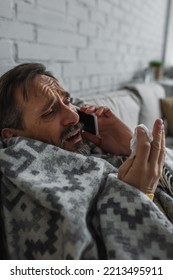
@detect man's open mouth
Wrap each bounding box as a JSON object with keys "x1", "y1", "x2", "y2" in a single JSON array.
[
  {"x1": 64, "y1": 129, "x2": 82, "y2": 144},
  {"x1": 61, "y1": 123, "x2": 84, "y2": 148}
]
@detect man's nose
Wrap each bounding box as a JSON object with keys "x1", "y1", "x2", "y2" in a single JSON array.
[{"x1": 61, "y1": 104, "x2": 79, "y2": 126}]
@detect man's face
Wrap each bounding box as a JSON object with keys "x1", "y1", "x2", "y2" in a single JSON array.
[{"x1": 12, "y1": 75, "x2": 86, "y2": 153}]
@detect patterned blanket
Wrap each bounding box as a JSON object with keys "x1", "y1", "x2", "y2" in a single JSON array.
[{"x1": 0, "y1": 136, "x2": 173, "y2": 260}]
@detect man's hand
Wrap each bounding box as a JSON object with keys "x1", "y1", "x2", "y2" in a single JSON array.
[
  {"x1": 118, "y1": 119, "x2": 165, "y2": 194},
  {"x1": 80, "y1": 105, "x2": 133, "y2": 155}
]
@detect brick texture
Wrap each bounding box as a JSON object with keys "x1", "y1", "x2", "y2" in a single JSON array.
[{"x1": 0, "y1": 0, "x2": 168, "y2": 97}]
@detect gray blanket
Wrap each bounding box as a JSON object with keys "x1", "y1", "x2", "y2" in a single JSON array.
[{"x1": 0, "y1": 136, "x2": 173, "y2": 259}]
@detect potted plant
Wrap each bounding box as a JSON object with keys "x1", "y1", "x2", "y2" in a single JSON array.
[{"x1": 149, "y1": 60, "x2": 163, "y2": 80}]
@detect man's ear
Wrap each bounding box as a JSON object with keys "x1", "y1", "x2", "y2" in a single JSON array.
[{"x1": 1, "y1": 128, "x2": 16, "y2": 138}]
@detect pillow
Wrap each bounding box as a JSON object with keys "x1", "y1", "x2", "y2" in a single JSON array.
[
  {"x1": 160, "y1": 97, "x2": 173, "y2": 136},
  {"x1": 126, "y1": 83, "x2": 166, "y2": 130}
]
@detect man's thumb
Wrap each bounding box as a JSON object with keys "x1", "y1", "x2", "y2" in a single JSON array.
[{"x1": 82, "y1": 131, "x2": 101, "y2": 146}]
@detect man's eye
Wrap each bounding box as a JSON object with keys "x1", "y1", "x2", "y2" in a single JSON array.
[
  {"x1": 46, "y1": 110, "x2": 54, "y2": 115},
  {"x1": 65, "y1": 97, "x2": 73, "y2": 105},
  {"x1": 44, "y1": 108, "x2": 56, "y2": 117},
  {"x1": 65, "y1": 97, "x2": 72, "y2": 105}
]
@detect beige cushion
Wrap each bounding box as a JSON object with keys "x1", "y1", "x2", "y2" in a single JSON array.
[
  {"x1": 79, "y1": 89, "x2": 140, "y2": 132},
  {"x1": 126, "y1": 83, "x2": 166, "y2": 130},
  {"x1": 160, "y1": 97, "x2": 173, "y2": 136}
]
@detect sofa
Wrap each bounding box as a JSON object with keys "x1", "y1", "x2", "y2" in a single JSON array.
[{"x1": 77, "y1": 82, "x2": 173, "y2": 149}]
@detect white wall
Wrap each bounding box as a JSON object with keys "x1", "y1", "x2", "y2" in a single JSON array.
[
  {"x1": 0, "y1": 0, "x2": 168, "y2": 97},
  {"x1": 164, "y1": 0, "x2": 173, "y2": 67}
]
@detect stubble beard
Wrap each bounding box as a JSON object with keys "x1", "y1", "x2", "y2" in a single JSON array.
[{"x1": 60, "y1": 123, "x2": 91, "y2": 155}]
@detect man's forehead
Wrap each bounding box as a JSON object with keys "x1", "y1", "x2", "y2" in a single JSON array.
[
  {"x1": 36, "y1": 75, "x2": 66, "y2": 97},
  {"x1": 15, "y1": 74, "x2": 69, "y2": 106}
]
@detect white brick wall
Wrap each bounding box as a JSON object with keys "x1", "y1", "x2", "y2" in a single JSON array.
[
  {"x1": 0, "y1": 0, "x2": 168, "y2": 97},
  {"x1": 0, "y1": 0, "x2": 13, "y2": 19},
  {"x1": 37, "y1": 0, "x2": 66, "y2": 13}
]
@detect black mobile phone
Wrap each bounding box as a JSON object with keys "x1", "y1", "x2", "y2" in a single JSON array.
[{"x1": 77, "y1": 109, "x2": 99, "y2": 135}]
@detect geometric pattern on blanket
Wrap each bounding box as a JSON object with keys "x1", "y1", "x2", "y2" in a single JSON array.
[
  {"x1": 98, "y1": 175, "x2": 173, "y2": 259},
  {"x1": 1, "y1": 137, "x2": 173, "y2": 260}
]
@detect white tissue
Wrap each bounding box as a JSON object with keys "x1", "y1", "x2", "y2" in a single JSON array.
[{"x1": 130, "y1": 124, "x2": 153, "y2": 158}]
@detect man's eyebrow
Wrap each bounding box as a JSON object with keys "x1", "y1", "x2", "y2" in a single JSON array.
[{"x1": 40, "y1": 92, "x2": 71, "y2": 114}]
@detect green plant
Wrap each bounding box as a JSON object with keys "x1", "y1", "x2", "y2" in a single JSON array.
[{"x1": 149, "y1": 60, "x2": 162, "y2": 67}]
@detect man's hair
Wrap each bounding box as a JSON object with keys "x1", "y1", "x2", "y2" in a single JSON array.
[{"x1": 0, "y1": 63, "x2": 56, "y2": 133}]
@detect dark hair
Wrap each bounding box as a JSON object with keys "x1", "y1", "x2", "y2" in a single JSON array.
[{"x1": 0, "y1": 63, "x2": 56, "y2": 133}]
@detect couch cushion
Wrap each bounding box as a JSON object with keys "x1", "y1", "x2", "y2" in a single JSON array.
[
  {"x1": 126, "y1": 83, "x2": 166, "y2": 130},
  {"x1": 79, "y1": 89, "x2": 140, "y2": 132},
  {"x1": 166, "y1": 136, "x2": 173, "y2": 149},
  {"x1": 160, "y1": 97, "x2": 173, "y2": 136}
]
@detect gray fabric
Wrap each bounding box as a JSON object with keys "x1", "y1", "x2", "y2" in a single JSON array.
[
  {"x1": 126, "y1": 83, "x2": 165, "y2": 130},
  {"x1": 0, "y1": 136, "x2": 173, "y2": 260}
]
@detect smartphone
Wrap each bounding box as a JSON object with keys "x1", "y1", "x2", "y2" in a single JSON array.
[{"x1": 76, "y1": 108, "x2": 99, "y2": 135}]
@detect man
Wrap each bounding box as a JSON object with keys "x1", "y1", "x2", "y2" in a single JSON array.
[
  {"x1": 0, "y1": 63, "x2": 165, "y2": 195},
  {"x1": 0, "y1": 63, "x2": 171, "y2": 260}
]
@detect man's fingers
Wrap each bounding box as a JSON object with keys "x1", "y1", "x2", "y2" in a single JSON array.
[
  {"x1": 149, "y1": 119, "x2": 164, "y2": 165},
  {"x1": 134, "y1": 127, "x2": 151, "y2": 162},
  {"x1": 158, "y1": 126, "x2": 166, "y2": 171},
  {"x1": 80, "y1": 105, "x2": 111, "y2": 117},
  {"x1": 118, "y1": 157, "x2": 134, "y2": 179},
  {"x1": 82, "y1": 131, "x2": 102, "y2": 146}
]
